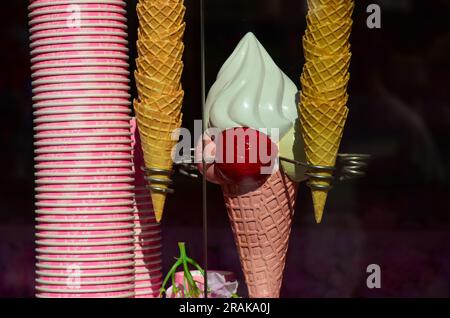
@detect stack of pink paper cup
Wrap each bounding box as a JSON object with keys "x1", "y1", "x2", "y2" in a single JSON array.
[
  {"x1": 29, "y1": 0, "x2": 136, "y2": 298},
  {"x1": 130, "y1": 118, "x2": 163, "y2": 298}
]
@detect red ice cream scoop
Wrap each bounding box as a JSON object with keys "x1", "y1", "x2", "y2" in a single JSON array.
[{"x1": 213, "y1": 127, "x2": 278, "y2": 186}]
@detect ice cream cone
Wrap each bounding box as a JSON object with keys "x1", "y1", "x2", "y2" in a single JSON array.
[
  {"x1": 138, "y1": 23, "x2": 185, "y2": 42},
  {"x1": 300, "y1": 74, "x2": 349, "y2": 101},
  {"x1": 303, "y1": 54, "x2": 351, "y2": 91},
  {"x1": 134, "y1": 0, "x2": 185, "y2": 222},
  {"x1": 304, "y1": 21, "x2": 352, "y2": 52},
  {"x1": 136, "y1": 56, "x2": 184, "y2": 84},
  {"x1": 298, "y1": 93, "x2": 349, "y2": 223},
  {"x1": 134, "y1": 90, "x2": 184, "y2": 118},
  {"x1": 134, "y1": 101, "x2": 183, "y2": 222},
  {"x1": 135, "y1": 71, "x2": 181, "y2": 96},
  {"x1": 221, "y1": 170, "x2": 298, "y2": 298},
  {"x1": 307, "y1": 2, "x2": 354, "y2": 27},
  {"x1": 137, "y1": 39, "x2": 184, "y2": 60},
  {"x1": 303, "y1": 36, "x2": 350, "y2": 63},
  {"x1": 137, "y1": 2, "x2": 186, "y2": 33}
]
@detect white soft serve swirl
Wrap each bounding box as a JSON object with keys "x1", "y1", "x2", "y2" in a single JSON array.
[{"x1": 204, "y1": 32, "x2": 298, "y2": 140}]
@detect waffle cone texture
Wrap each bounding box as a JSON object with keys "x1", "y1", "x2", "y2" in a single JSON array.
[
  {"x1": 134, "y1": 0, "x2": 186, "y2": 222},
  {"x1": 299, "y1": 0, "x2": 354, "y2": 223},
  {"x1": 221, "y1": 170, "x2": 298, "y2": 298}
]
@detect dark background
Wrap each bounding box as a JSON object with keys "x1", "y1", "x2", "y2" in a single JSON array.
[{"x1": 1, "y1": 0, "x2": 450, "y2": 297}]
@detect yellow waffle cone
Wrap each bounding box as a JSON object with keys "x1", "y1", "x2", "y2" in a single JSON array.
[
  {"x1": 303, "y1": 36, "x2": 350, "y2": 61},
  {"x1": 307, "y1": 1, "x2": 354, "y2": 26},
  {"x1": 138, "y1": 23, "x2": 186, "y2": 42},
  {"x1": 222, "y1": 170, "x2": 298, "y2": 298},
  {"x1": 137, "y1": 39, "x2": 184, "y2": 60},
  {"x1": 300, "y1": 74, "x2": 349, "y2": 101},
  {"x1": 136, "y1": 55, "x2": 184, "y2": 85},
  {"x1": 134, "y1": 90, "x2": 184, "y2": 118},
  {"x1": 135, "y1": 71, "x2": 181, "y2": 96},
  {"x1": 135, "y1": 104, "x2": 183, "y2": 223},
  {"x1": 303, "y1": 54, "x2": 351, "y2": 90},
  {"x1": 304, "y1": 21, "x2": 352, "y2": 52},
  {"x1": 137, "y1": 2, "x2": 186, "y2": 33},
  {"x1": 307, "y1": 0, "x2": 348, "y2": 9},
  {"x1": 299, "y1": 94, "x2": 349, "y2": 223}
]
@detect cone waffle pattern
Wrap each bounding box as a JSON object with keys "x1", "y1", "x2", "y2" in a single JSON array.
[
  {"x1": 134, "y1": 0, "x2": 186, "y2": 222},
  {"x1": 222, "y1": 171, "x2": 298, "y2": 298},
  {"x1": 299, "y1": 0, "x2": 354, "y2": 223}
]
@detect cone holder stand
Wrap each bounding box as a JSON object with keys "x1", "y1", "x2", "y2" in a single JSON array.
[
  {"x1": 142, "y1": 166, "x2": 175, "y2": 194},
  {"x1": 279, "y1": 153, "x2": 371, "y2": 191}
]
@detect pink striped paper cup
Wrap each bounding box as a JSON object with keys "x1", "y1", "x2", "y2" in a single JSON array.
[
  {"x1": 31, "y1": 58, "x2": 129, "y2": 70},
  {"x1": 29, "y1": 11, "x2": 127, "y2": 26},
  {"x1": 31, "y1": 50, "x2": 129, "y2": 64}
]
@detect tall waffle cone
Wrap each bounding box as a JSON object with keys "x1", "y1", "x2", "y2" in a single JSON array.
[
  {"x1": 138, "y1": 23, "x2": 186, "y2": 41},
  {"x1": 134, "y1": 90, "x2": 184, "y2": 118},
  {"x1": 135, "y1": 101, "x2": 182, "y2": 223},
  {"x1": 303, "y1": 36, "x2": 350, "y2": 61},
  {"x1": 300, "y1": 74, "x2": 349, "y2": 101},
  {"x1": 136, "y1": 55, "x2": 184, "y2": 84},
  {"x1": 137, "y1": 39, "x2": 184, "y2": 60},
  {"x1": 135, "y1": 0, "x2": 185, "y2": 223},
  {"x1": 221, "y1": 171, "x2": 298, "y2": 298},
  {"x1": 307, "y1": 1, "x2": 354, "y2": 26},
  {"x1": 303, "y1": 54, "x2": 351, "y2": 90},
  {"x1": 135, "y1": 71, "x2": 181, "y2": 96},
  {"x1": 307, "y1": 0, "x2": 345, "y2": 9},
  {"x1": 299, "y1": 93, "x2": 349, "y2": 223},
  {"x1": 137, "y1": 2, "x2": 186, "y2": 32},
  {"x1": 304, "y1": 21, "x2": 352, "y2": 52}
]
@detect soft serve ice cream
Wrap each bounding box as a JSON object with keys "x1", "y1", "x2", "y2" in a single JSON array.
[
  {"x1": 204, "y1": 32, "x2": 298, "y2": 140},
  {"x1": 199, "y1": 32, "x2": 307, "y2": 183}
]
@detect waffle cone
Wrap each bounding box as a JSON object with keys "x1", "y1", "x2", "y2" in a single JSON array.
[
  {"x1": 299, "y1": 93, "x2": 349, "y2": 223},
  {"x1": 300, "y1": 74, "x2": 349, "y2": 101},
  {"x1": 303, "y1": 54, "x2": 351, "y2": 90},
  {"x1": 222, "y1": 171, "x2": 298, "y2": 298},
  {"x1": 135, "y1": 102, "x2": 183, "y2": 223},
  {"x1": 137, "y1": 39, "x2": 184, "y2": 60},
  {"x1": 137, "y1": 2, "x2": 186, "y2": 33},
  {"x1": 307, "y1": 1, "x2": 354, "y2": 26},
  {"x1": 307, "y1": 0, "x2": 348, "y2": 9},
  {"x1": 135, "y1": 71, "x2": 181, "y2": 96},
  {"x1": 138, "y1": 23, "x2": 186, "y2": 42},
  {"x1": 304, "y1": 21, "x2": 352, "y2": 52},
  {"x1": 136, "y1": 56, "x2": 184, "y2": 85},
  {"x1": 134, "y1": 90, "x2": 184, "y2": 118},
  {"x1": 303, "y1": 36, "x2": 350, "y2": 61}
]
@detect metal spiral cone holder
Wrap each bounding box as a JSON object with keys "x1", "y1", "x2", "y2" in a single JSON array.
[{"x1": 280, "y1": 153, "x2": 371, "y2": 190}]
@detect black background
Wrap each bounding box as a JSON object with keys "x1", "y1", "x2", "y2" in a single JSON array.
[{"x1": 1, "y1": 0, "x2": 450, "y2": 297}]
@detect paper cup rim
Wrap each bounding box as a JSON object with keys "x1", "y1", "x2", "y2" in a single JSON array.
[
  {"x1": 33, "y1": 114, "x2": 131, "y2": 123},
  {"x1": 36, "y1": 253, "x2": 134, "y2": 262},
  {"x1": 35, "y1": 223, "x2": 135, "y2": 231},
  {"x1": 36, "y1": 260, "x2": 135, "y2": 270},
  {"x1": 33, "y1": 100, "x2": 131, "y2": 108},
  {"x1": 29, "y1": 7, "x2": 126, "y2": 20},
  {"x1": 31, "y1": 52, "x2": 129, "y2": 63},
  {"x1": 35, "y1": 238, "x2": 135, "y2": 247},
  {"x1": 28, "y1": 0, "x2": 127, "y2": 10},
  {"x1": 35, "y1": 245, "x2": 135, "y2": 255},
  {"x1": 30, "y1": 21, "x2": 127, "y2": 33},
  {"x1": 34, "y1": 163, "x2": 134, "y2": 171},
  {"x1": 34, "y1": 138, "x2": 132, "y2": 146},
  {"x1": 31, "y1": 45, "x2": 129, "y2": 56},
  {"x1": 36, "y1": 214, "x2": 135, "y2": 223},
  {"x1": 36, "y1": 209, "x2": 134, "y2": 216},
  {"x1": 32, "y1": 77, "x2": 130, "y2": 85},
  {"x1": 29, "y1": 14, "x2": 127, "y2": 26},
  {"x1": 36, "y1": 231, "x2": 135, "y2": 240},
  {"x1": 31, "y1": 60, "x2": 129, "y2": 70}
]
